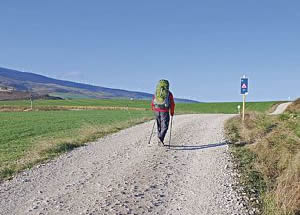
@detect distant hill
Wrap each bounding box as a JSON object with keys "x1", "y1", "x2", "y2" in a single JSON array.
[
  {"x1": 0, "y1": 67, "x2": 198, "y2": 103},
  {"x1": 0, "y1": 91, "x2": 62, "y2": 101}
]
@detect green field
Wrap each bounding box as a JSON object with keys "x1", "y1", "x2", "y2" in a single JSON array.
[
  {"x1": 176, "y1": 101, "x2": 277, "y2": 114},
  {"x1": 0, "y1": 99, "x2": 279, "y2": 181},
  {"x1": 0, "y1": 99, "x2": 150, "y2": 109},
  {"x1": 0, "y1": 109, "x2": 152, "y2": 180},
  {"x1": 0, "y1": 99, "x2": 278, "y2": 113}
]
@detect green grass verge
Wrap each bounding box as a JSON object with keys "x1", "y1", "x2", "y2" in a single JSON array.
[{"x1": 231, "y1": 145, "x2": 266, "y2": 194}]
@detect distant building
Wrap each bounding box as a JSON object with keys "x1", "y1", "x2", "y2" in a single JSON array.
[{"x1": 0, "y1": 86, "x2": 15, "y2": 92}]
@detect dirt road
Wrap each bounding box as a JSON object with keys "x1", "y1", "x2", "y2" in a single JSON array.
[
  {"x1": 270, "y1": 102, "x2": 292, "y2": 115},
  {"x1": 0, "y1": 114, "x2": 250, "y2": 215}
]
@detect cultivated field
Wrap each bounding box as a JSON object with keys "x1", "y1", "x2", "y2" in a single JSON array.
[
  {"x1": 0, "y1": 99, "x2": 278, "y2": 113},
  {"x1": 0, "y1": 109, "x2": 152, "y2": 180}
]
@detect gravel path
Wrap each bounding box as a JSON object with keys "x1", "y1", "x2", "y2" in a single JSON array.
[
  {"x1": 270, "y1": 102, "x2": 292, "y2": 115},
  {"x1": 0, "y1": 114, "x2": 250, "y2": 215}
]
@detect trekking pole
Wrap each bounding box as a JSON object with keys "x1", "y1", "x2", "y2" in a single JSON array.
[
  {"x1": 148, "y1": 120, "x2": 156, "y2": 144},
  {"x1": 169, "y1": 116, "x2": 173, "y2": 148}
]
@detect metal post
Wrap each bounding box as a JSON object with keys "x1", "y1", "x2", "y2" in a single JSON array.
[
  {"x1": 30, "y1": 94, "x2": 33, "y2": 110},
  {"x1": 242, "y1": 94, "x2": 246, "y2": 121},
  {"x1": 241, "y1": 74, "x2": 248, "y2": 121}
]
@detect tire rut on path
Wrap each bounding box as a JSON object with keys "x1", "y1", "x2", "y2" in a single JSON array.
[{"x1": 0, "y1": 114, "x2": 249, "y2": 215}]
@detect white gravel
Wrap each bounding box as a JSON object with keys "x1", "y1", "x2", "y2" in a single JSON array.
[{"x1": 0, "y1": 114, "x2": 250, "y2": 215}]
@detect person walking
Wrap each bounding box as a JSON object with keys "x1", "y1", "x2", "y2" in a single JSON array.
[{"x1": 151, "y1": 80, "x2": 175, "y2": 146}]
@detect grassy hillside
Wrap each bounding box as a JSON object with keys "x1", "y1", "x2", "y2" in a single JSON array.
[
  {"x1": 0, "y1": 67, "x2": 153, "y2": 100},
  {"x1": 225, "y1": 99, "x2": 300, "y2": 215},
  {"x1": 0, "y1": 67, "x2": 198, "y2": 103}
]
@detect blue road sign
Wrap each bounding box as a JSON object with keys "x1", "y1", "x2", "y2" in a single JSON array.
[{"x1": 241, "y1": 78, "x2": 249, "y2": 95}]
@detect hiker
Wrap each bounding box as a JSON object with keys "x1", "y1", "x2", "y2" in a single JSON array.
[{"x1": 151, "y1": 80, "x2": 175, "y2": 145}]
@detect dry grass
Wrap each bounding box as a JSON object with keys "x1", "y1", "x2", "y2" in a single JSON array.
[
  {"x1": 0, "y1": 106, "x2": 29, "y2": 112},
  {"x1": 287, "y1": 98, "x2": 300, "y2": 113},
  {"x1": 225, "y1": 112, "x2": 275, "y2": 144},
  {"x1": 275, "y1": 152, "x2": 300, "y2": 214},
  {"x1": 225, "y1": 100, "x2": 300, "y2": 215},
  {"x1": 0, "y1": 105, "x2": 148, "y2": 112}
]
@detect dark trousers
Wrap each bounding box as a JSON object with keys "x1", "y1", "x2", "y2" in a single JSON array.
[{"x1": 155, "y1": 111, "x2": 170, "y2": 142}]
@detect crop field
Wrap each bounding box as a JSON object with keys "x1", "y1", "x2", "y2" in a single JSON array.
[
  {"x1": 0, "y1": 99, "x2": 279, "y2": 181},
  {"x1": 0, "y1": 99, "x2": 278, "y2": 113},
  {"x1": 0, "y1": 99, "x2": 150, "y2": 109},
  {"x1": 0, "y1": 109, "x2": 152, "y2": 180},
  {"x1": 176, "y1": 101, "x2": 278, "y2": 114}
]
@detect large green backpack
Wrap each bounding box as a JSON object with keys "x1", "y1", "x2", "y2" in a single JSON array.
[{"x1": 154, "y1": 80, "x2": 170, "y2": 109}]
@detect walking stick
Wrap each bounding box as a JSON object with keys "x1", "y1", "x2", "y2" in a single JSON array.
[
  {"x1": 169, "y1": 116, "x2": 173, "y2": 148},
  {"x1": 148, "y1": 121, "x2": 156, "y2": 144}
]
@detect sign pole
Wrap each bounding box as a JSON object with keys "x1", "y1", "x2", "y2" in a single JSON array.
[
  {"x1": 30, "y1": 94, "x2": 33, "y2": 110},
  {"x1": 240, "y1": 75, "x2": 248, "y2": 122},
  {"x1": 242, "y1": 94, "x2": 246, "y2": 121}
]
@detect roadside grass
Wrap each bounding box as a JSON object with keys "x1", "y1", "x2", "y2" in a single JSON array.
[
  {"x1": 287, "y1": 99, "x2": 300, "y2": 113},
  {"x1": 0, "y1": 110, "x2": 152, "y2": 181},
  {"x1": 225, "y1": 99, "x2": 300, "y2": 215},
  {"x1": 0, "y1": 99, "x2": 278, "y2": 114}
]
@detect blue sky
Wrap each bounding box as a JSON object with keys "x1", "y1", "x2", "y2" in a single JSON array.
[{"x1": 0, "y1": 1, "x2": 299, "y2": 102}]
